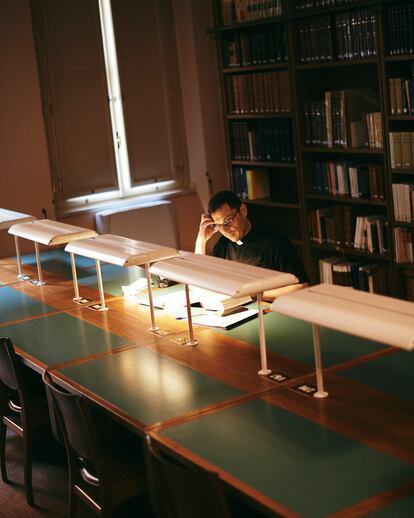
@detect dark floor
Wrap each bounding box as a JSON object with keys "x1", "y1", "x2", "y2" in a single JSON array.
[
  {"x1": 1, "y1": 427, "x2": 264, "y2": 518},
  {"x1": 0, "y1": 428, "x2": 155, "y2": 518}
]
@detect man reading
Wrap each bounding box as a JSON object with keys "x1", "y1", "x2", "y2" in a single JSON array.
[{"x1": 195, "y1": 191, "x2": 308, "y2": 301}]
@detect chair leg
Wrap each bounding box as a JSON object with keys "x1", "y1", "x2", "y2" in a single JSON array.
[
  {"x1": 0, "y1": 422, "x2": 9, "y2": 484},
  {"x1": 68, "y1": 489, "x2": 79, "y2": 518},
  {"x1": 23, "y1": 430, "x2": 34, "y2": 506}
]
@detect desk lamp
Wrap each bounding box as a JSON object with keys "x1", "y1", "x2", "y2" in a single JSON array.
[
  {"x1": 151, "y1": 253, "x2": 298, "y2": 375},
  {"x1": 271, "y1": 283, "x2": 414, "y2": 398},
  {"x1": 65, "y1": 234, "x2": 179, "y2": 334},
  {"x1": 8, "y1": 219, "x2": 97, "y2": 285}
]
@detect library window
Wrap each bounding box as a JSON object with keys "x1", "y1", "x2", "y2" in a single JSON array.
[{"x1": 33, "y1": 0, "x2": 187, "y2": 209}]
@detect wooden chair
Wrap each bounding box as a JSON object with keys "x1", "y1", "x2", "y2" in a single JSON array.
[
  {"x1": 43, "y1": 371, "x2": 147, "y2": 518},
  {"x1": 0, "y1": 336, "x2": 50, "y2": 506},
  {"x1": 145, "y1": 435, "x2": 233, "y2": 518}
]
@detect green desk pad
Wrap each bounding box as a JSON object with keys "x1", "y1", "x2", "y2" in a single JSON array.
[
  {"x1": 339, "y1": 350, "x2": 414, "y2": 402},
  {"x1": 216, "y1": 312, "x2": 385, "y2": 367},
  {"x1": 0, "y1": 313, "x2": 128, "y2": 366},
  {"x1": 365, "y1": 494, "x2": 414, "y2": 517},
  {"x1": 58, "y1": 347, "x2": 242, "y2": 426},
  {"x1": 77, "y1": 264, "x2": 145, "y2": 296},
  {"x1": 20, "y1": 248, "x2": 96, "y2": 275},
  {"x1": 161, "y1": 399, "x2": 414, "y2": 518},
  {"x1": 0, "y1": 286, "x2": 56, "y2": 324}
]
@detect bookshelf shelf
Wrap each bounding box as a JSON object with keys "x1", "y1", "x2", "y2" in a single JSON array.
[
  {"x1": 391, "y1": 169, "x2": 414, "y2": 175},
  {"x1": 228, "y1": 113, "x2": 292, "y2": 119},
  {"x1": 301, "y1": 147, "x2": 384, "y2": 155},
  {"x1": 293, "y1": 0, "x2": 384, "y2": 18},
  {"x1": 306, "y1": 194, "x2": 387, "y2": 206},
  {"x1": 310, "y1": 241, "x2": 391, "y2": 261},
  {"x1": 208, "y1": 15, "x2": 289, "y2": 35},
  {"x1": 295, "y1": 58, "x2": 378, "y2": 70},
  {"x1": 388, "y1": 116, "x2": 414, "y2": 121},
  {"x1": 385, "y1": 55, "x2": 414, "y2": 63},
  {"x1": 396, "y1": 263, "x2": 414, "y2": 270},
  {"x1": 246, "y1": 198, "x2": 300, "y2": 210},
  {"x1": 231, "y1": 160, "x2": 296, "y2": 168},
  {"x1": 223, "y1": 63, "x2": 288, "y2": 74},
  {"x1": 394, "y1": 222, "x2": 414, "y2": 228}
]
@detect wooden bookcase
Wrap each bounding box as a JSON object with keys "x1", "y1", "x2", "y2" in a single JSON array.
[{"x1": 210, "y1": 0, "x2": 414, "y2": 300}]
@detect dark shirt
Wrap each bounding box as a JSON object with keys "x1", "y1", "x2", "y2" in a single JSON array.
[{"x1": 211, "y1": 226, "x2": 308, "y2": 284}]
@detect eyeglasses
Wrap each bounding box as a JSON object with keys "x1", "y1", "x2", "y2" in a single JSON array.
[{"x1": 210, "y1": 204, "x2": 241, "y2": 232}]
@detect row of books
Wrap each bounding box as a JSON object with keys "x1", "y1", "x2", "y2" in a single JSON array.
[
  {"x1": 319, "y1": 256, "x2": 388, "y2": 295},
  {"x1": 220, "y1": 0, "x2": 283, "y2": 25},
  {"x1": 230, "y1": 120, "x2": 294, "y2": 162},
  {"x1": 389, "y1": 75, "x2": 414, "y2": 116},
  {"x1": 311, "y1": 161, "x2": 384, "y2": 200},
  {"x1": 334, "y1": 9, "x2": 377, "y2": 61},
  {"x1": 387, "y1": 5, "x2": 414, "y2": 56},
  {"x1": 227, "y1": 71, "x2": 290, "y2": 114},
  {"x1": 309, "y1": 206, "x2": 388, "y2": 254},
  {"x1": 222, "y1": 28, "x2": 286, "y2": 67},
  {"x1": 297, "y1": 16, "x2": 332, "y2": 63},
  {"x1": 297, "y1": 9, "x2": 376, "y2": 63},
  {"x1": 296, "y1": 0, "x2": 360, "y2": 10},
  {"x1": 303, "y1": 88, "x2": 381, "y2": 149},
  {"x1": 392, "y1": 183, "x2": 414, "y2": 223},
  {"x1": 389, "y1": 132, "x2": 414, "y2": 169},
  {"x1": 394, "y1": 227, "x2": 414, "y2": 264},
  {"x1": 233, "y1": 167, "x2": 270, "y2": 200}
]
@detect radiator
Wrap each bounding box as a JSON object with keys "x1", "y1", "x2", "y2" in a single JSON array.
[{"x1": 95, "y1": 201, "x2": 178, "y2": 248}]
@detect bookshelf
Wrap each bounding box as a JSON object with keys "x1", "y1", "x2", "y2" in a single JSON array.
[{"x1": 211, "y1": 0, "x2": 414, "y2": 300}]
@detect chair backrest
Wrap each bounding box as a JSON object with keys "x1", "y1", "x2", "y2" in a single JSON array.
[
  {"x1": 43, "y1": 372, "x2": 99, "y2": 464},
  {"x1": 145, "y1": 436, "x2": 232, "y2": 518},
  {"x1": 0, "y1": 337, "x2": 20, "y2": 391}
]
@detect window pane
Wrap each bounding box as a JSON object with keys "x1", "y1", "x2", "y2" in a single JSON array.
[
  {"x1": 34, "y1": 0, "x2": 118, "y2": 200},
  {"x1": 111, "y1": 0, "x2": 186, "y2": 186}
]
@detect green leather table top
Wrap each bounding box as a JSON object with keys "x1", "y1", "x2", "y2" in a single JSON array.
[
  {"x1": 339, "y1": 350, "x2": 414, "y2": 402},
  {"x1": 77, "y1": 264, "x2": 145, "y2": 296},
  {"x1": 21, "y1": 248, "x2": 96, "y2": 274},
  {"x1": 1, "y1": 313, "x2": 128, "y2": 366},
  {"x1": 0, "y1": 286, "x2": 55, "y2": 323},
  {"x1": 160, "y1": 399, "x2": 414, "y2": 518},
  {"x1": 58, "y1": 347, "x2": 242, "y2": 427},
  {"x1": 218, "y1": 311, "x2": 386, "y2": 367},
  {"x1": 365, "y1": 494, "x2": 414, "y2": 517}
]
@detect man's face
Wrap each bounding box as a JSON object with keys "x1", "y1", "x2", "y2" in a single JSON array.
[{"x1": 210, "y1": 203, "x2": 246, "y2": 242}]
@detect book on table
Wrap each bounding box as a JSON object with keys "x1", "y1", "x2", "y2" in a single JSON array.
[
  {"x1": 188, "y1": 286, "x2": 252, "y2": 316},
  {"x1": 137, "y1": 285, "x2": 252, "y2": 316}
]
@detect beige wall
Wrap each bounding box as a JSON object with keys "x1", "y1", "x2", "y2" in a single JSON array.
[
  {"x1": 0, "y1": 0, "x2": 55, "y2": 258},
  {"x1": 173, "y1": 0, "x2": 228, "y2": 211}
]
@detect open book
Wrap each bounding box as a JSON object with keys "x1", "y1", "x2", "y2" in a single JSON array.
[
  {"x1": 136, "y1": 285, "x2": 252, "y2": 316},
  {"x1": 192, "y1": 308, "x2": 258, "y2": 329},
  {"x1": 190, "y1": 286, "x2": 252, "y2": 316}
]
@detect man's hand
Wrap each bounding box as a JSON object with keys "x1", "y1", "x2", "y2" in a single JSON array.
[{"x1": 195, "y1": 213, "x2": 218, "y2": 254}]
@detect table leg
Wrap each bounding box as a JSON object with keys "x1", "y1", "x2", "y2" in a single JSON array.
[
  {"x1": 257, "y1": 292, "x2": 271, "y2": 376},
  {"x1": 184, "y1": 284, "x2": 198, "y2": 346},
  {"x1": 14, "y1": 236, "x2": 25, "y2": 279},
  {"x1": 312, "y1": 323, "x2": 328, "y2": 398},
  {"x1": 70, "y1": 253, "x2": 81, "y2": 301},
  {"x1": 95, "y1": 259, "x2": 108, "y2": 311},
  {"x1": 33, "y1": 242, "x2": 45, "y2": 285},
  {"x1": 145, "y1": 263, "x2": 159, "y2": 331}
]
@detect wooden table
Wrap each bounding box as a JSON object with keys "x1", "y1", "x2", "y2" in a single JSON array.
[{"x1": 1, "y1": 252, "x2": 414, "y2": 517}]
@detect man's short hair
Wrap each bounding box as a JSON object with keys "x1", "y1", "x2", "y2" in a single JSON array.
[{"x1": 208, "y1": 191, "x2": 241, "y2": 214}]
